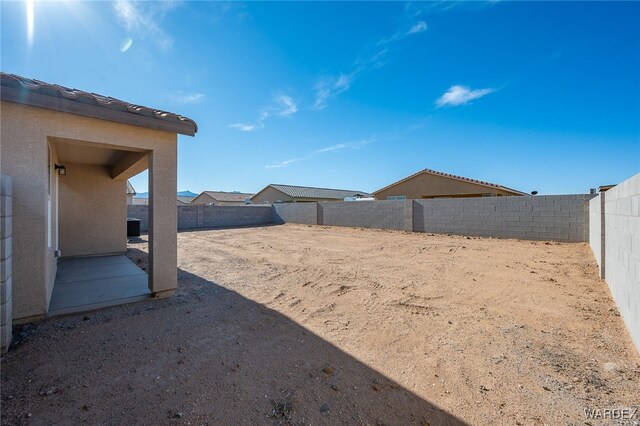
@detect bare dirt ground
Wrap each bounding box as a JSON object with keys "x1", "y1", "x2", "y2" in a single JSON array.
[{"x1": 2, "y1": 224, "x2": 639, "y2": 425}]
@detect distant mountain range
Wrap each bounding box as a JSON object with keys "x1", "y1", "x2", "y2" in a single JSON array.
[{"x1": 135, "y1": 190, "x2": 198, "y2": 199}]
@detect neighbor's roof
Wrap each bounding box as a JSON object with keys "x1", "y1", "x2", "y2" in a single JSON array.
[
  {"x1": 598, "y1": 184, "x2": 616, "y2": 192},
  {"x1": 373, "y1": 168, "x2": 528, "y2": 196},
  {"x1": 201, "y1": 191, "x2": 255, "y2": 203},
  {"x1": 126, "y1": 181, "x2": 136, "y2": 195},
  {"x1": 0, "y1": 72, "x2": 197, "y2": 136},
  {"x1": 260, "y1": 184, "x2": 372, "y2": 200},
  {"x1": 177, "y1": 196, "x2": 196, "y2": 204}
]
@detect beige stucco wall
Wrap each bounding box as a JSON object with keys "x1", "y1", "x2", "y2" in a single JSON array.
[
  {"x1": 147, "y1": 144, "x2": 177, "y2": 296},
  {"x1": 251, "y1": 187, "x2": 294, "y2": 205},
  {"x1": 0, "y1": 100, "x2": 178, "y2": 320},
  {"x1": 191, "y1": 193, "x2": 217, "y2": 205},
  {"x1": 45, "y1": 140, "x2": 60, "y2": 312},
  {"x1": 59, "y1": 163, "x2": 126, "y2": 257},
  {"x1": 374, "y1": 172, "x2": 522, "y2": 200},
  {"x1": 0, "y1": 104, "x2": 60, "y2": 321}
]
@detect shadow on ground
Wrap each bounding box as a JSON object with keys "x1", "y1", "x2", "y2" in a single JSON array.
[{"x1": 1, "y1": 248, "x2": 467, "y2": 425}]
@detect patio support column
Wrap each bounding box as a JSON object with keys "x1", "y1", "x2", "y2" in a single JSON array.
[{"x1": 148, "y1": 142, "x2": 177, "y2": 297}]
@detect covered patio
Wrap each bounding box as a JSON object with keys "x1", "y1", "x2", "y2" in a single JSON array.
[
  {"x1": 49, "y1": 255, "x2": 150, "y2": 317},
  {"x1": 0, "y1": 72, "x2": 198, "y2": 324}
]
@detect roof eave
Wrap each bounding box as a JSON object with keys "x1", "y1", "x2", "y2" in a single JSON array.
[
  {"x1": 1, "y1": 85, "x2": 197, "y2": 137},
  {"x1": 373, "y1": 169, "x2": 527, "y2": 196}
]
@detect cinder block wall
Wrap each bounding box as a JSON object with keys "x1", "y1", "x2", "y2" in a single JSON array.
[
  {"x1": 318, "y1": 200, "x2": 407, "y2": 230},
  {"x1": 601, "y1": 173, "x2": 640, "y2": 352},
  {"x1": 197, "y1": 205, "x2": 271, "y2": 229},
  {"x1": 1, "y1": 174, "x2": 13, "y2": 353},
  {"x1": 414, "y1": 195, "x2": 593, "y2": 242},
  {"x1": 589, "y1": 195, "x2": 602, "y2": 271},
  {"x1": 272, "y1": 203, "x2": 317, "y2": 225},
  {"x1": 275, "y1": 195, "x2": 592, "y2": 242},
  {"x1": 128, "y1": 205, "x2": 149, "y2": 232},
  {"x1": 127, "y1": 205, "x2": 272, "y2": 232}
]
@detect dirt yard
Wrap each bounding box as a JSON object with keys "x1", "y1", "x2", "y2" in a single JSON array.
[{"x1": 2, "y1": 224, "x2": 639, "y2": 425}]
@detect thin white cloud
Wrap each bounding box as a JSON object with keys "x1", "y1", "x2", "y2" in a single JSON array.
[
  {"x1": 113, "y1": 0, "x2": 175, "y2": 51},
  {"x1": 436, "y1": 85, "x2": 495, "y2": 107},
  {"x1": 312, "y1": 73, "x2": 355, "y2": 110},
  {"x1": 265, "y1": 158, "x2": 303, "y2": 169},
  {"x1": 229, "y1": 112, "x2": 268, "y2": 132},
  {"x1": 120, "y1": 37, "x2": 133, "y2": 53},
  {"x1": 407, "y1": 21, "x2": 427, "y2": 35},
  {"x1": 314, "y1": 143, "x2": 348, "y2": 154},
  {"x1": 229, "y1": 122, "x2": 262, "y2": 132},
  {"x1": 172, "y1": 92, "x2": 206, "y2": 105},
  {"x1": 275, "y1": 95, "x2": 298, "y2": 117},
  {"x1": 378, "y1": 19, "x2": 428, "y2": 45},
  {"x1": 266, "y1": 139, "x2": 373, "y2": 169},
  {"x1": 406, "y1": 1, "x2": 462, "y2": 16},
  {"x1": 230, "y1": 95, "x2": 297, "y2": 131},
  {"x1": 313, "y1": 19, "x2": 427, "y2": 110}
]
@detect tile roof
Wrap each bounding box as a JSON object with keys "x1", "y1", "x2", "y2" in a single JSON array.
[
  {"x1": 267, "y1": 184, "x2": 372, "y2": 200},
  {"x1": 202, "y1": 191, "x2": 255, "y2": 203},
  {"x1": 0, "y1": 72, "x2": 197, "y2": 136},
  {"x1": 373, "y1": 168, "x2": 528, "y2": 196},
  {"x1": 177, "y1": 196, "x2": 196, "y2": 204}
]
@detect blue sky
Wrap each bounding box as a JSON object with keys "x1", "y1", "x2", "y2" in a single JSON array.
[{"x1": 2, "y1": 1, "x2": 639, "y2": 195}]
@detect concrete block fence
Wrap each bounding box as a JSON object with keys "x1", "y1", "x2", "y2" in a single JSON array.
[
  {"x1": 128, "y1": 204, "x2": 272, "y2": 232},
  {"x1": 1, "y1": 174, "x2": 13, "y2": 353},
  {"x1": 272, "y1": 194, "x2": 594, "y2": 243},
  {"x1": 272, "y1": 202, "x2": 317, "y2": 225},
  {"x1": 414, "y1": 195, "x2": 592, "y2": 242},
  {"x1": 130, "y1": 195, "x2": 593, "y2": 242},
  {"x1": 589, "y1": 173, "x2": 640, "y2": 352},
  {"x1": 318, "y1": 200, "x2": 409, "y2": 231}
]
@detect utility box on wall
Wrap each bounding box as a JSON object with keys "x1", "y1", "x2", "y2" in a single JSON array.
[{"x1": 127, "y1": 218, "x2": 141, "y2": 238}]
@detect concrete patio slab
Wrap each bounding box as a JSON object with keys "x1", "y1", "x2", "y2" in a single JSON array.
[{"x1": 49, "y1": 255, "x2": 150, "y2": 316}]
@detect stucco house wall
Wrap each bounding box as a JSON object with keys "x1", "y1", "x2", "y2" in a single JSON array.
[
  {"x1": 0, "y1": 100, "x2": 178, "y2": 321},
  {"x1": 374, "y1": 172, "x2": 522, "y2": 200},
  {"x1": 190, "y1": 193, "x2": 216, "y2": 205},
  {"x1": 1, "y1": 175, "x2": 13, "y2": 353},
  {"x1": 251, "y1": 187, "x2": 296, "y2": 205},
  {"x1": 59, "y1": 162, "x2": 127, "y2": 257}
]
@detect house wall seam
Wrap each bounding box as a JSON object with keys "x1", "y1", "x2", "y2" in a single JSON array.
[{"x1": 1, "y1": 174, "x2": 13, "y2": 353}]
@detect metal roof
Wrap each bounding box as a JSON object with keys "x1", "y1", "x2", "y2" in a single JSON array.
[
  {"x1": 373, "y1": 168, "x2": 528, "y2": 196},
  {"x1": 0, "y1": 72, "x2": 197, "y2": 136},
  {"x1": 201, "y1": 191, "x2": 254, "y2": 203},
  {"x1": 267, "y1": 184, "x2": 372, "y2": 200}
]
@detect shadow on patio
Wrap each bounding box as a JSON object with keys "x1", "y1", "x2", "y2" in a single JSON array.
[
  {"x1": 1, "y1": 249, "x2": 467, "y2": 425},
  {"x1": 48, "y1": 254, "x2": 150, "y2": 317}
]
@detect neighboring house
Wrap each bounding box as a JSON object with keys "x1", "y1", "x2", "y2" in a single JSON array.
[
  {"x1": 126, "y1": 181, "x2": 136, "y2": 205},
  {"x1": 251, "y1": 184, "x2": 372, "y2": 204},
  {"x1": 373, "y1": 168, "x2": 528, "y2": 200},
  {"x1": 177, "y1": 196, "x2": 195, "y2": 205},
  {"x1": 130, "y1": 195, "x2": 195, "y2": 205},
  {"x1": 131, "y1": 196, "x2": 149, "y2": 205},
  {"x1": 191, "y1": 191, "x2": 254, "y2": 206},
  {"x1": 0, "y1": 72, "x2": 197, "y2": 323}
]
